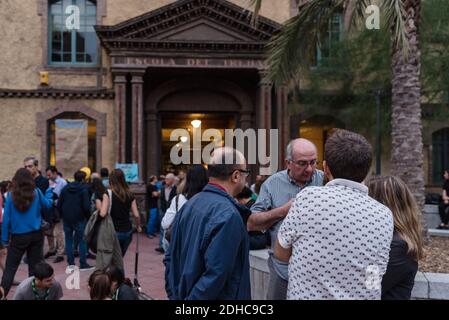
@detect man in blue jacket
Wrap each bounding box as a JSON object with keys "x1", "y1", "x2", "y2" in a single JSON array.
[
  {"x1": 165, "y1": 147, "x2": 251, "y2": 300},
  {"x1": 57, "y1": 171, "x2": 93, "y2": 271}
]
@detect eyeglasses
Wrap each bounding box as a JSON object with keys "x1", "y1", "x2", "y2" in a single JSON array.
[
  {"x1": 236, "y1": 169, "x2": 251, "y2": 176},
  {"x1": 289, "y1": 159, "x2": 318, "y2": 168}
]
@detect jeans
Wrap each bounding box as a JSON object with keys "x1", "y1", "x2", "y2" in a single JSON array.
[
  {"x1": 47, "y1": 222, "x2": 65, "y2": 256},
  {"x1": 147, "y1": 208, "x2": 159, "y2": 235},
  {"x1": 159, "y1": 210, "x2": 166, "y2": 248},
  {"x1": 64, "y1": 221, "x2": 87, "y2": 266},
  {"x1": 1, "y1": 230, "x2": 44, "y2": 297},
  {"x1": 439, "y1": 202, "x2": 449, "y2": 225},
  {"x1": 116, "y1": 230, "x2": 133, "y2": 257},
  {"x1": 267, "y1": 255, "x2": 288, "y2": 300}
]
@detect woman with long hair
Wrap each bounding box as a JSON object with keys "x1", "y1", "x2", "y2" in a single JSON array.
[
  {"x1": 105, "y1": 265, "x2": 138, "y2": 300},
  {"x1": 108, "y1": 169, "x2": 142, "y2": 256},
  {"x1": 0, "y1": 168, "x2": 53, "y2": 298},
  {"x1": 161, "y1": 165, "x2": 208, "y2": 247},
  {"x1": 89, "y1": 177, "x2": 123, "y2": 270},
  {"x1": 367, "y1": 175, "x2": 424, "y2": 300},
  {"x1": 92, "y1": 178, "x2": 109, "y2": 216}
]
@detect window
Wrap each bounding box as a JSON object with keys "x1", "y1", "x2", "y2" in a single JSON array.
[
  {"x1": 49, "y1": 0, "x2": 98, "y2": 66},
  {"x1": 432, "y1": 128, "x2": 449, "y2": 185},
  {"x1": 313, "y1": 13, "x2": 343, "y2": 67}
]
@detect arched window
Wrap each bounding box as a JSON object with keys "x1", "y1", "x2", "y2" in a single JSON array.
[
  {"x1": 49, "y1": 0, "x2": 98, "y2": 65},
  {"x1": 432, "y1": 128, "x2": 449, "y2": 184},
  {"x1": 48, "y1": 112, "x2": 97, "y2": 178}
]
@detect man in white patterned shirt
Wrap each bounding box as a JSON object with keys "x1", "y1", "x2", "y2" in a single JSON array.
[{"x1": 275, "y1": 129, "x2": 394, "y2": 300}]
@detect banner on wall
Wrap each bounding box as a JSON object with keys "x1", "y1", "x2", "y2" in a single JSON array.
[{"x1": 55, "y1": 119, "x2": 88, "y2": 179}]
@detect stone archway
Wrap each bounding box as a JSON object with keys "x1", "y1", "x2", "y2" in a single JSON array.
[
  {"x1": 145, "y1": 76, "x2": 254, "y2": 176},
  {"x1": 36, "y1": 101, "x2": 107, "y2": 172},
  {"x1": 145, "y1": 77, "x2": 253, "y2": 114}
]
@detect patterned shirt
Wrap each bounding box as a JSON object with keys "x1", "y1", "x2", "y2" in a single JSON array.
[
  {"x1": 251, "y1": 169, "x2": 324, "y2": 280},
  {"x1": 278, "y1": 179, "x2": 394, "y2": 300}
]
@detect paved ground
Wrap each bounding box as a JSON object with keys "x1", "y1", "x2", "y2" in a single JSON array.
[{"x1": 4, "y1": 233, "x2": 167, "y2": 300}]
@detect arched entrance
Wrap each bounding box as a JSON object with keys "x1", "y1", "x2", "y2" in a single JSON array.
[
  {"x1": 299, "y1": 115, "x2": 345, "y2": 169},
  {"x1": 145, "y1": 75, "x2": 254, "y2": 176},
  {"x1": 36, "y1": 102, "x2": 107, "y2": 175}
]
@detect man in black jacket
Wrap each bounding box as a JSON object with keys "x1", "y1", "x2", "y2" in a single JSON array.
[
  {"x1": 24, "y1": 156, "x2": 49, "y2": 194},
  {"x1": 155, "y1": 173, "x2": 177, "y2": 253},
  {"x1": 57, "y1": 171, "x2": 93, "y2": 270}
]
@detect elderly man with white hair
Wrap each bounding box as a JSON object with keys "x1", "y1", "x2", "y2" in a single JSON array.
[
  {"x1": 248, "y1": 138, "x2": 324, "y2": 300},
  {"x1": 164, "y1": 147, "x2": 252, "y2": 300}
]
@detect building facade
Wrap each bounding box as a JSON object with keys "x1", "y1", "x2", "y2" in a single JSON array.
[
  {"x1": 0, "y1": 0, "x2": 293, "y2": 183},
  {"x1": 0, "y1": 0, "x2": 446, "y2": 192}
]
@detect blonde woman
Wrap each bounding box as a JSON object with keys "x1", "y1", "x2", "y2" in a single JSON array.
[{"x1": 367, "y1": 176, "x2": 424, "y2": 300}]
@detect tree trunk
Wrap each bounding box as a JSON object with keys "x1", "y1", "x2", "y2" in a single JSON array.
[{"x1": 390, "y1": 0, "x2": 427, "y2": 233}]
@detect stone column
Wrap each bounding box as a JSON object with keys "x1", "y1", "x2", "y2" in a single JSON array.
[
  {"x1": 240, "y1": 111, "x2": 253, "y2": 131},
  {"x1": 131, "y1": 71, "x2": 145, "y2": 181},
  {"x1": 277, "y1": 85, "x2": 289, "y2": 167},
  {"x1": 113, "y1": 73, "x2": 127, "y2": 164},
  {"x1": 257, "y1": 70, "x2": 273, "y2": 131},
  {"x1": 257, "y1": 70, "x2": 273, "y2": 175}
]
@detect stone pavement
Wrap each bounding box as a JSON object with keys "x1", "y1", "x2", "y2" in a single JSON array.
[{"x1": 5, "y1": 233, "x2": 167, "y2": 300}]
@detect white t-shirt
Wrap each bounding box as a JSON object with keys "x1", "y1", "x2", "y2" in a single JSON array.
[
  {"x1": 161, "y1": 194, "x2": 188, "y2": 231},
  {"x1": 278, "y1": 179, "x2": 394, "y2": 300}
]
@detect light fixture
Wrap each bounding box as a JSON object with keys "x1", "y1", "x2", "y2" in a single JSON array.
[
  {"x1": 40, "y1": 71, "x2": 49, "y2": 86},
  {"x1": 191, "y1": 119, "x2": 202, "y2": 128},
  {"x1": 180, "y1": 136, "x2": 188, "y2": 143}
]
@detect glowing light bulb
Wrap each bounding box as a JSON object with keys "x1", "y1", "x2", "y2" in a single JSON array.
[{"x1": 191, "y1": 120, "x2": 202, "y2": 128}]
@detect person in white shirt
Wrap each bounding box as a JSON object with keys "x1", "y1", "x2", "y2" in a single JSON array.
[
  {"x1": 275, "y1": 129, "x2": 394, "y2": 300},
  {"x1": 161, "y1": 165, "x2": 208, "y2": 245},
  {"x1": 45, "y1": 166, "x2": 68, "y2": 263}
]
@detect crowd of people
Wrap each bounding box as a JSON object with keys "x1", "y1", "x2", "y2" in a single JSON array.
[
  {"x1": 164, "y1": 129, "x2": 423, "y2": 300},
  {"x1": 0, "y1": 157, "x2": 142, "y2": 300},
  {"x1": 0, "y1": 128, "x2": 424, "y2": 300}
]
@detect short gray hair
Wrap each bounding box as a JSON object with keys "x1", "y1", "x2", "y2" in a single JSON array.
[
  {"x1": 24, "y1": 156, "x2": 38, "y2": 167},
  {"x1": 286, "y1": 141, "x2": 294, "y2": 161}
]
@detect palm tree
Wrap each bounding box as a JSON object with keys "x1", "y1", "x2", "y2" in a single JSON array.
[{"x1": 250, "y1": 0, "x2": 425, "y2": 212}]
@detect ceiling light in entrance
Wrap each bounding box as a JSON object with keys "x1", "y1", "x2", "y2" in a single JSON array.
[
  {"x1": 180, "y1": 136, "x2": 188, "y2": 143},
  {"x1": 191, "y1": 120, "x2": 202, "y2": 128}
]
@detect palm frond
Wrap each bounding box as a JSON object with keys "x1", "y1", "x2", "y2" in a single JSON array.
[
  {"x1": 346, "y1": 0, "x2": 370, "y2": 30},
  {"x1": 382, "y1": 0, "x2": 410, "y2": 56},
  {"x1": 246, "y1": 0, "x2": 262, "y2": 25}
]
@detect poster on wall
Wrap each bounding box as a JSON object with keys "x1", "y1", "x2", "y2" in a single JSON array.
[
  {"x1": 55, "y1": 119, "x2": 88, "y2": 179},
  {"x1": 115, "y1": 163, "x2": 139, "y2": 183}
]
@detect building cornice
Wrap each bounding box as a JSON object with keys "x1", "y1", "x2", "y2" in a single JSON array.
[
  {"x1": 0, "y1": 88, "x2": 115, "y2": 99},
  {"x1": 95, "y1": 0, "x2": 281, "y2": 54}
]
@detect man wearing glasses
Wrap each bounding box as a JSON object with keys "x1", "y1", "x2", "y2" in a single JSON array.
[
  {"x1": 165, "y1": 147, "x2": 252, "y2": 300},
  {"x1": 248, "y1": 138, "x2": 324, "y2": 300}
]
